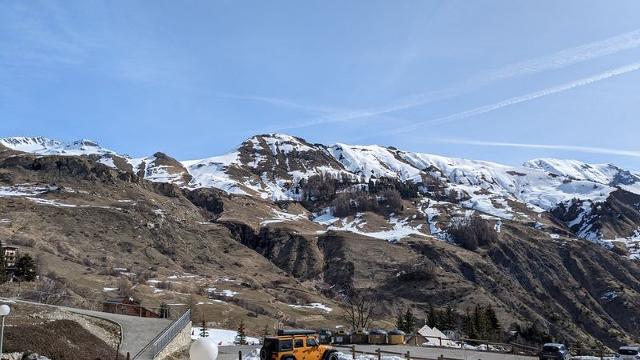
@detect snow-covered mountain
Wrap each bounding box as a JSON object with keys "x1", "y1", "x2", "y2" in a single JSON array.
[
  {"x1": 3, "y1": 133, "x2": 640, "y2": 257},
  {"x1": 0, "y1": 136, "x2": 115, "y2": 156}
]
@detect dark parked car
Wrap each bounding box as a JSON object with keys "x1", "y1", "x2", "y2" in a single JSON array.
[
  {"x1": 616, "y1": 346, "x2": 640, "y2": 360},
  {"x1": 539, "y1": 343, "x2": 571, "y2": 360}
]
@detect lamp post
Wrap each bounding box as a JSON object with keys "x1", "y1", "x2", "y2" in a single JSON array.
[{"x1": 0, "y1": 304, "x2": 10, "y2": 359}]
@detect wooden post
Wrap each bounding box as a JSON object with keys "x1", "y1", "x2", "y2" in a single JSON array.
[
  {"x1": 352, "y1": 345, "x2": 356, "y2": 360},
  {"x1": 439, "y1": 337, "x2": 442, "y2": 347},
  {"x1": 405, "y1": 350, "x2": 411, "y2": 360},
  {"x1": 377, "y1": 348, "x2": 381, "y2": 360},
  {"x1": 239, "y1": 350, "x2": 243, "y2": 360},
  {"x1": 126, "y1": 352, "x2": 130, "y2": 360},
  {"x1": 438, "y1": 355, "x2": 444, "y2": 360}
]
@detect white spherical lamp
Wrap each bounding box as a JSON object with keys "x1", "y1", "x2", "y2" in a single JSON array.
[
  {"x1": 0, "y1": 305, "x2": 10, "y2": 316},
  {"x1": 189, "y1": 337, "x2": 219, "y2": 360}
]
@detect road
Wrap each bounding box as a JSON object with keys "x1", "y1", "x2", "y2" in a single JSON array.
[
  {"x1": 217, "y1": 344, "x2": 538, "y2": 360},
  {"x1": 338, "y1": 344, "x2": 538, "y2": 360},
  {"x1": 1, "y1": 298, "x2": 172, "y2": 359}
]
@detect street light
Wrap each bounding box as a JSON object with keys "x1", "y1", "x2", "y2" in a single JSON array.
[{"x1": 0, "y1": 304, "x2": 10, "y2": 359}]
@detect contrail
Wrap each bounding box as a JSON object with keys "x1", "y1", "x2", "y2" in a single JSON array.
[
  {"x1": 436, "y1": 139, "x2": 640, "y2": 158},
  {"x1": 388, "y1": 61, "x2": 640, "y2": 135},
  {"x1": 277, "y1": 28, "x2": 640, "y2": 130}
]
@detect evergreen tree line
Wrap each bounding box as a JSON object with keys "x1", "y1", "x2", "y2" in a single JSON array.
[
  {"x1": 462, "y1": 305, "x2": 501, "y2": 341},
  {"x1": 396, "y1": 304, "x2": 501, "y2": 342},
  {"x1": 0, "y1": 242, "x2": 37, "y2": 283}
]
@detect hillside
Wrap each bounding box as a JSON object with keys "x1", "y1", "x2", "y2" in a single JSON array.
[{"x1": 1, "y1": 134, "x2": 640, "y2": 347}]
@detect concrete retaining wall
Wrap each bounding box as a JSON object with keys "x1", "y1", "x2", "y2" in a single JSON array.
[{"x1": 155, "y1": 321, "x2": 192, "y2": 360}]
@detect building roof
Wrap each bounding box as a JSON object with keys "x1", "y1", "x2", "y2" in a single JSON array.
[
  {"x1": 417, "y1": 325, "x2": 458, "y2": 347},
  {"x1": 103, "y1": 296, "x2": 137, "y2": 304}
]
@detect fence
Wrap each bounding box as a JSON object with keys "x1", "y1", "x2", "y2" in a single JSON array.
[
  {"x1": 330, "y1": 345, "x2": 459, "y2": 360},
  {"x1": 132, "y1": 309, "x2": 192, "y2": 359},
  {"x1": 7, "y1": 289, "x2": 187, "y2": 320},
  {"x1": 414, "y1": 334, "x2": 538, "y2": 355}
]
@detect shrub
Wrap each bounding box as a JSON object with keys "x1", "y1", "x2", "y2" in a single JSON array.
[
  {"x1": 381, "y1": 189, "x2": 403, "y2": 212},
  {"x1": 449, "y1": 216, "x2": 498, "y2": 251}
]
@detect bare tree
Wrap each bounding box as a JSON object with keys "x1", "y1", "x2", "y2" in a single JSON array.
[{"x1": 344, "y1": 289, "x2": 376, "y2": 331}]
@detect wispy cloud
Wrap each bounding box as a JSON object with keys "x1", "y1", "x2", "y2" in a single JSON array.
[
  {"x1": 436, "y1": 139, "x2": 640, "y2": 158},
  {"x1": 273, "y1": 27, "x2": 640, "y2": 130},
  {"x1": 387, "y1": 60, "x2": 640, "y2": 135}
]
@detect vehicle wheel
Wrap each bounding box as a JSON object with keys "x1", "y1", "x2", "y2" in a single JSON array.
[
  {"x1": 327, "y1": 352, "x2": 339, "y2": 360},
  {"x1": 260, "y1": 349, "x2": 269, "y2": 360}
]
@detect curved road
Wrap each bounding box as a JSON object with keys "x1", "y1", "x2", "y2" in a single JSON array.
[{"x1": 1, "y1": 298, "x2": 172, "y2": 359}]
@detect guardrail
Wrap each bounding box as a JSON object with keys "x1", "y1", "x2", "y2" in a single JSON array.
[{"x1": 133, "y1": 309, "x2": 191, "y2": 359}]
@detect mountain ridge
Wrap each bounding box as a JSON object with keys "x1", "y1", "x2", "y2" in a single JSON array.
[{"x1": 2, "y1": 133, "x2": 640, "y2": 346}]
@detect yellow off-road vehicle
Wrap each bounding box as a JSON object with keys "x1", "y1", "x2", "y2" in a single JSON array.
[{"x1": 260, "y1": 329, "x2": 338, "y2": 360}]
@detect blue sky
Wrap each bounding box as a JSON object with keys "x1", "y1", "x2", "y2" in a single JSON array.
[{"x1": 1, "y1": 0, "x2": 639, "y2": 169}]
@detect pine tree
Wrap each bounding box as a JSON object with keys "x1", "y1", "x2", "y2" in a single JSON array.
[
  {"x1": 427, "y1": 303, "x2": 437, "y2": 328},
  {"x1": 237, "y1": 320, "x2": 247, "y2": 345},
  {"x1": 485, "y1": 306, "x2": 500, "y2": 340},
  {"x1": 159, "y1": 302, "x2": 170, "y2": 319},
  {"x1": 263, "y1": 324, "x2": 270, "y2": 336},
  {"x1": 396, "y1": 312, "x2": 406, "y2": 332},
  {"x1": 15, "y1": 254, "x2": 36, "y2": 281},
  {"x1": 462, "y1": 309, "x2": 477, "y2": 339},
  {"x1": 200, "y1": 319, "x2": 209, "y2": 338},
  {"x1": 0, "y1": 242, "x2": 6, "y2": 283},
  {"x1": 403, "y1": 308, "x2": 417, "y2": 334},
  {"x1": 442, "y1": 307, "x2": 456, "y2": 330}
]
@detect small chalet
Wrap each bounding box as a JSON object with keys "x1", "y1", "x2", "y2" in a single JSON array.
[
  {"x1": 103, "y1": 296, "x2": 160, "y2": 318},
  {"x1": 406, "y1": 325, "x2": 457, "y2": 347},
  {"x1": 3, "y1": 245, "x2": 18, "y2": 268}
]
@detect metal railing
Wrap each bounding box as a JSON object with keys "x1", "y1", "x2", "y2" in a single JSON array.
[{"x1": 133, "y1": 309, "x2": 191, "y2": 359}]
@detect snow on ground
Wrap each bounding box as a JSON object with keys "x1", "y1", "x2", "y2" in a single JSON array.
[
  {"x1": 336, "y1": 353, "x2": 404, "y2": 360},
  {"x1": 312, "y1": 208, "x2": 340, "y2": 226},
  {"x1": 328, "y1": 214, "x2": 426, "y2": 242},
  {"x1": 197, "y1": 300, "x2": 228, "y2": 305},
  {"x1": 418, "y1": 200, "x2": 449, "y2": 240},
  {"x1": 184, "y1": 152, "x2": 250, "y2": 196},
  {"x1": 26, "y1": 197, "x2": 122, "y2": 210},
  {"x1": 461, "y1": 194, "x2": 514, "y2": 220},
  {"x1": 600, "y1": 228, "x2": 640, "y2": 260},
  {"x1": 207, "y1": 288, "x2": 239, "y2": 297},
  {"x1": 191, "y1": 328, "x2": 260, "y2": 345},
  {"x1": 261, "y1": 209, "x2": 307, "y2": 225},
  {"x1": 328, "y1": 144, "x2": 422, "y2": 182},
  {"x1": 98, "y1": 156, "x2": 116, "y2": 168},
  {"x1": 600, "y1": 290, "x2": 619, "y2": 301},
  {"x1": 0, "y1": 185, "x2": 52, "y2": 197},
  {"x1": 288, "y1": 302, "x2": 332, "y2": 312}
]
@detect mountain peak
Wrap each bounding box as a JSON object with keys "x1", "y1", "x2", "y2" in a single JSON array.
[
  {"x1": 523, "y1": 158, "x2": 622, "y2": 184},
  {"x1": 0, "y1": 136, "x2": 114, "y2": 156}
]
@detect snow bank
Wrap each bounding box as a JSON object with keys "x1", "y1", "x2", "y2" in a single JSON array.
[{"x1": 191, "y1": 328, "x2": 260, "y2": 345}]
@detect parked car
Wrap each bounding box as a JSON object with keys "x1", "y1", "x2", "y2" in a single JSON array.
[
  {"x1": 539, "y1": 343, "x2": 571, "y2": 360},
  {"x1": 616, "y1": 346, "x2": 640, "y2": 360},
  {"x1": 260, "y1": 329, "x2": 338, "y2": 360}
]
